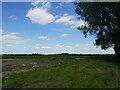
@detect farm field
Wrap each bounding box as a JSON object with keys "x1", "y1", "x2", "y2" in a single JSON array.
[
  {"x1": 2, "y1": 1, "x2": 120, "y2": 89},
  {"x1": 2, "y1": 55, "x2": 120, "y2": 88}
]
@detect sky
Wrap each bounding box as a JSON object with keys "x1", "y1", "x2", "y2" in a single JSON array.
[{"x1": 1, "y1": 1, "x2": 114, "y2": 54}]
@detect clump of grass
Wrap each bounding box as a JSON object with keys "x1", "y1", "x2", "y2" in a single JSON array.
[
  {"x1": 21, "y1": 64, "x2": 26, "y2": 67},
  {"x1": 32, "y1": 65, "x2": 39, "y2": 68}
]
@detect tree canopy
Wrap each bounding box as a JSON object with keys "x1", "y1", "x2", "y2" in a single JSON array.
[{"x1": 74, "y1": 2, "x2": 120, "y2": 57}]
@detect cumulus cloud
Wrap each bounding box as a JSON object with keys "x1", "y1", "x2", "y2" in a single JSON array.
[
  {"x1": 27, "y1": 2, "x2": 84, "y2": 27},
  {"x1": 26, "y1": 7, "x2": 55, "y2": 25},
  {"x1": 26, "y1": 2, "x2": 55, "y2": 25},
  {"x1": 1, "y1": 31, "x2": 29, "y2": 44},
  {"x1": 38, "y1": 36, "x2": 49, "y2": 40},
  {"x1": 55, "y1": 14, "x2": 85, "y2": 28},
  {"x1": 55, "y1": 14, "x2": 75, "y2": 25},
  {"x1": 61, "y1": 33, "x2": 69, "y2": 38}
]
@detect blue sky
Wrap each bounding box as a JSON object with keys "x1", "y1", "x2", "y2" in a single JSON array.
[{"x1": 1, "y1": 2, "x2": 114, "y2": 54}]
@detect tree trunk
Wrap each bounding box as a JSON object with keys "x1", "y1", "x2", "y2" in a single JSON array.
[{"x1": 114, "y1": 44, "x2": 120, "y2": 58}]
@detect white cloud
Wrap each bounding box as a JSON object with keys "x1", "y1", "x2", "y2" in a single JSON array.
[
  {"x1": 31, "y1": 0, "x2": 49, "y2": 7},
  {"x1": 1, "y1": 31, "x2": 29, "y2": 44},
  {"x1": 41, "y1": 46, "x2": 51, "y2": 49},
  {"x1": 28, "y1": 2, "x2": 84, "y2": 27},
  {"x1": 41, "y1": 2, "x2": 51, "y2": 9},
  {"x1": 7, "y1": 44, "x2": 13, "y2": 47},
  {"x1": 9, "y1": 15, "x2": 17, "y2": 20},
  {"x1": 26, "y1": 7, "x2": 55, "y2": 25},
  {"x1": 72, "y1": 20, "x2": 85, "y2": 28},
  {"x1": 55, "y1": 44, "x2": 64, "y2": 48},
  {"x1": 55, "y1": 14, "x2": 75, "y2": 25},
  {"x1": 26, "y1": 2, "x2": 55, "y2": 25},
  {"x1": 56, "y1": 2, "x2": 64, "y2": 8},
  {"x1": 1, "y1": 34, "x2": 28, "y2": 44},
  {"x1": 2, "y1": 34, "x2": 20, "y2": 40},
  {"x1": 61, "y1": 33, "x2": 69, "y2": 38},
  {"x1": 0, "y1": 29, "x2": 3, "y2": 34},
  {"x1": 2, "y1": 43, "x2": 114, "y2": 54},
  {"x1": 53, "y1": 43, "x2": 114, "y2": 54},
  {"x1": 55, "y1": 14, "x2": 85, "y2": 28},
  {"x1": 38, "y1": 36, "x2": 49, "y2": 40},
  {"x1": 35, "y1": 44, "x2": 42, "y2": 46},
  {"x1": 31, "y1": 0, "x2": 40, "y2": 6},
  {"x1": 10, "y1": 32, "x2": 20, "y2": 35}
]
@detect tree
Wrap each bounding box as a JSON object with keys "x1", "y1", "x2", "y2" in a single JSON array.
[{"x1": 74, "y1": 2, "x2": 120, "y2": 57}]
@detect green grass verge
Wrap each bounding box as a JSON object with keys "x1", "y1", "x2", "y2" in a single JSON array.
[{"x1": 2, "y1": 58, "x2": 120, "y2": 88}]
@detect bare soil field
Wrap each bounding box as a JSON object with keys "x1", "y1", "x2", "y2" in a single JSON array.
[{"x1": 2, "y1": 57, "x2": 82, "y2": 76}]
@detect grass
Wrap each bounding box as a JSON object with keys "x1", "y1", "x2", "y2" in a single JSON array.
[{"x1": 2, "y1": 56, "x2": 120, "y2": 88}]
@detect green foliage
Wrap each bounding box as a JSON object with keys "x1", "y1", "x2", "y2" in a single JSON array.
[{"x1": 74, "y1": 2, "x2": 120, "y2": 57}]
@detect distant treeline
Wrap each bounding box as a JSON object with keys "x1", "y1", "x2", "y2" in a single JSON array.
[
  {"x1": 1, "y1": 53, "x2": 115, "y2": 59},
  {"x1": 1, "y1": 53, "x2": 114, "y2": 56}
]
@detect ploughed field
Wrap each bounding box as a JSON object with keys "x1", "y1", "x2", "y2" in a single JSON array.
[{"x1": 2, "y1": 55, "x2": 120, "y2": 88}]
